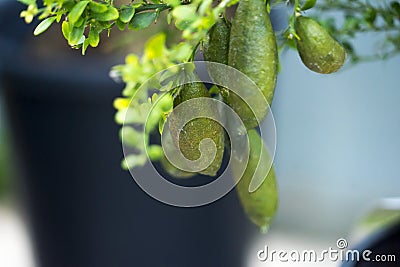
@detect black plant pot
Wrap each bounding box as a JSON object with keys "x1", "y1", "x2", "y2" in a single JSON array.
[
  {"x1": 0, "y1": 3, "x2": 255, "y2": 267},
  {"x1": 341, "y1": 222, "x2": 400, "y2": 267}
]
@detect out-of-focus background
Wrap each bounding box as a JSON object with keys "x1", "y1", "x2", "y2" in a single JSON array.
[{"x1": 0, "y1": 1, "x2": 399, "y2": 267}]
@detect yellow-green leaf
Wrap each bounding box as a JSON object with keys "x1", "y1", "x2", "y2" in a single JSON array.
[
  {"x1": 122, "y1": 154, "x2": 146, "y2": 170},
  {"x1": 69, "y1": 1, "x2": 89, "y2": 25},
  {"x1": 144, "y1": 33, "x2": 166, "y2": 60},
  {"x1": 33, "y1": 16, "x2": 56, "y2": 35},
  {"x1": 89, "y1": 1, "x2": 108, "y2": 13},
  {"x1": 92, "y1": 6, "x2": 119, "y2": 21},
  {"x1": 147, "y1": 145, "x2": 163, "y2": 161},
  {"x1": 61, "y1": 20, "x2": 71, "y2": 41},
  {"x1": 88, "y1": 26, "x2": 100, "y2": 47}
]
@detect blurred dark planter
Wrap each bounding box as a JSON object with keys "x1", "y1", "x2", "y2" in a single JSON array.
[
  {"x1": 341, "y1": 222, "x2": 400, "y2": 267},
  {"x1": 0, "y1": 3, "x2": 254, "y2": 267}
]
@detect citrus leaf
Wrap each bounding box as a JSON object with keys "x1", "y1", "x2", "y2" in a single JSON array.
[
  {"x1": 301, "y1": 0, "x2": 317, "y2": 11},
  {"x1": 120, "y1": 127, "x2": 143, "y2": 148},
  {"x1": 18, "y1": 0, "x2": 36, "y2": 5},
  {"x1": 69, "y1": 1, "x2": 89, "y2": 25},
  {"x1": 119, "y1": 5, "x2": 135, "y2": 23},
  {"x1": 89, "y1": 1, "x2": 108, "y2": 13},
  {"x1": 69, "y1": 25, "x2": 85, "y2": 45},
  {"x1": 34, "y1": 16, "x2": 56, "y2": 35},
  {"x1": 61, "y1": 20, "x2": 71, "y2": 41},
  {"x1": 122, "y1": 154, "x2": 147, "y2": 170},
  {"x1": 147, "y1": 145, "x2": 163, "y2": 161},
  {"x1": 88, "y1": 26, "x2": 100, "y2": 47},
  {"x1": 116, "y1": 19, "x2": 126, "y2": 30},
  {"x1": 82, "y1": 38, "x2": 90, "y2": 55},
  {"x1": 129, "y1": 12, "x2": 156, "y2": 30},
  {"x1": 92, "y1": 6, "x2": 119, "y2": 21}
]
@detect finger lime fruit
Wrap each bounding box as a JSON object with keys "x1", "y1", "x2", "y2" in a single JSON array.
[
  {"x1": 203, "y1": 18, "x2": 230, "y2": 65},
  {"x1": 228, "y1": 0, "x2": 278, "y2": 129},
  {"x1": 203, "y1": 18, "x2": 231, "y2": 88},
  {"x1": 160, "y1": 156, "x2": 195, "y2": 179},
  {"x1": 232, "y1": 129, "x2": 278, "y2": 232},
  {"x1": 295, "y1": 16, "x2": 347, "y2": 74},
  {"x1": 172, "y1": 82, "x2": 224, "y2": 177}
]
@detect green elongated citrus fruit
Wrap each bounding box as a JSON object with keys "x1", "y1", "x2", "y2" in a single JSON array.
[
  {"x1": 171, "y1": 82, "x2": 224, "y2": 177},
  {"x1": 295, "y1": 16, "x2": 347, "y2": 74},
  {"x1": 232, "y1": 129, "x2": 278, "y2": 232},
  {"x1": 203, "y1": 18, "x2": 230, "y2": 95},
  {"x1": 228, "y1": 0, "x2": 278, "y2": 129},
  {"x1": 203, "y1": 18, "x2": 230, "y2": 66}
]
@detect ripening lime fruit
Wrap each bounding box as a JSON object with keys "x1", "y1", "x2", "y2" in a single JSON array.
[
  {"x1": 295, "y1": 16, "x2": 347, "y2": 74},
  {"x1": 203, "y1": 18, "x2": 230, "y2": 65},
  {"x1": 171, "y1": 82, "x2": 225, "y2": 177},
  {"x1": 228, "y1": 0, "x2": 278, "y2": 129},
  {"x1": 203, "y1": 18, "x2": 231, "y2": 87},
  {"x1": 232, "y1": 129, "x2": 278, "y2": 232}
]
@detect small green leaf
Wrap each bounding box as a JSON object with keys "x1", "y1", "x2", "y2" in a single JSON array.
[
  {"x1": 89, "y1": 1, "x2": 108, "y2": 13},
  {"x1": 129, "y1": 12, "x2": 157, "y2": 30},
  {"x1": 62, "y1": 0, "x2": 75, "y2": 11},
  {"x1": 301, "y1": 0, "x2": 317, "y2": 11},
  {"x1": 55, "y1": 12, "x2": 63, "y2": 23},
  {"x1": 61, "y1": 20, "x2": 71, "y2": 41},
  {"x1": 144, "y1": 33, "x2": 166, "y2": 59},
  {"x1": 88, "y1": 26, "x2": 100, "y2": 47},
  {"x1": 33, "y1": 16, "x2": 56, "y2": 36},
  {"x1": 18, "y1": 0, "x2": 35, "y2": 5},
  {"x1": 172, "y1": 5, "x2": 197, "y2": 30},
  {"x1": 74, "y1": 16, "x2": 85, "y2": 27},
  {"x1": 198, "y1": 0, "x2": 212, "y2": 15},
  {"x1": 156, "y1": 93, "x2": 173, "y2": 112},
  {"x1": 69, "y1": 1, "x2": 89, "y2": 25},
  {"x1": 82, "y1": 38, "x2": 90, "y2": 55},
  {"x1": 92, "y1": 6, "x2": 119, "y2": 21},
  {"x1": 172, "y1": 42, "x2": 192, "y2": 61},
  {"x1": 116, "y1": 19, "x2": 126, "y2": 30},
  {"x1": 208, "y1": 85, "x2": 219, "y2": 95},
  {"x1": 119, "y1": 5, "x2": 135, "y2": 23},
  {"x1": 172, "y1": 5, "x2": 196, "y2": 20},
  {"x1": 147, "y1": 145, "x2": 163, "y2": 161},
  {"x1": 122, "y1": 154, "x2": 147, "y2": 170},
  {"x1": 165, "y1": 0, "x2": 180, "y2": 7},
  {"x1": 392, "y1": 1, "x2": 400, "y2": 16},
  {"x1": 383, "y1": 13, "x2": 394, "y2": 26},
  {"x1": 159, "y1": 115, "x2": 166, "y2": 134},
  {"x1": 363, "y1": 8, "x2": 376, "y2": 25},
  {"x1": 120, "y1": 127, "x2": 143, "y2": 148},
  {"x1": 69, "y1": 25, "x2": 85, "y2": 45}
]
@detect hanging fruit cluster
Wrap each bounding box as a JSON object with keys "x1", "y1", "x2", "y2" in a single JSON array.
[
  {"x1": 199, "y1": 0, "x2": 346, "y2": 231},
  {"x1": 23, "y1": 0, "x2": 391, "y2": 232}
]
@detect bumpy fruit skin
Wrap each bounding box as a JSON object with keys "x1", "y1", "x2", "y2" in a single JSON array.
[
  {"x1": 203, "y1": 18, "x2": 231, "y2": 88},
  {"x1": 232, "y1": 129, "x2": 278, "y2": 232},
  {"x1": 203, "y1": 18, "x2": 230, "y2": 65},
  {"x1": 228, "y1": 0, "x2": 278, "y2": 129},
  {"x1": 295, "y1": 16, "x2": 347, "y2": 74},
  {"x1": 172, "y1": 82, "x2": 224, "y2": 177}
]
